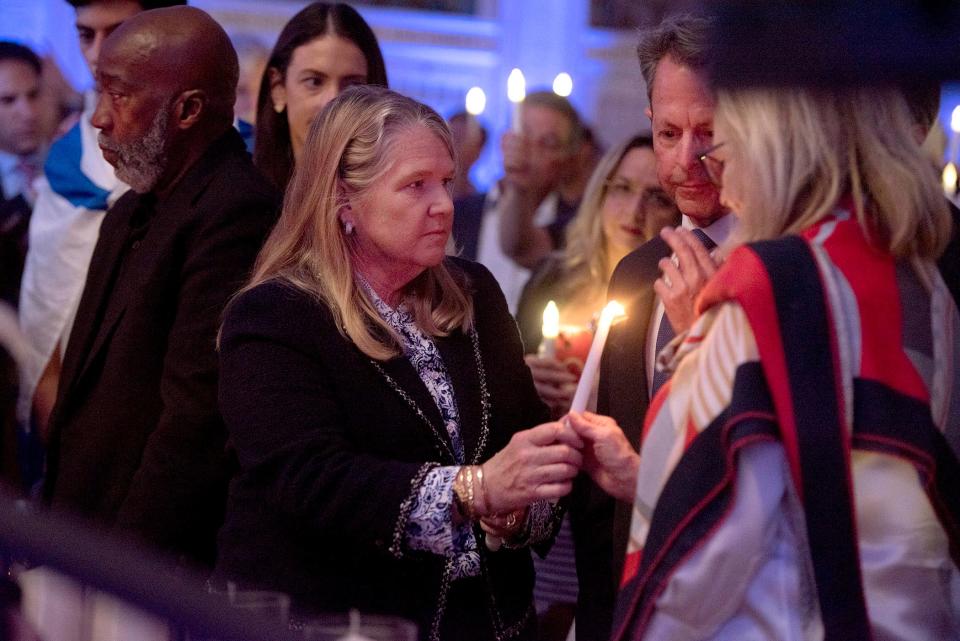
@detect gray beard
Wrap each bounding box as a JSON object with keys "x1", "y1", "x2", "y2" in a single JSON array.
[{"x1": 100, "y1": 101, "x2": 171, "y2": 194}]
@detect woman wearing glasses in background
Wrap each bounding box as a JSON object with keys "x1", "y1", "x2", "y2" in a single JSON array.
[
  {"x1": 516, "y1": 135, "x2": 681, "y2": 417},
  {"x1": 569, "y1": 86, "x2": 960, "y2": 640}
]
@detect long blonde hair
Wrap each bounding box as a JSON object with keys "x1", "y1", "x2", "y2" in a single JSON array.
[
  {"x1": 715, "y1": 85, "x2": 950, "y2": 258},
  {"x1": 558, "y1": 135, "x2": 668, "y2": 299},
  {"x1": 243, "y1": 86, "x2": 473, "y2": 360}
]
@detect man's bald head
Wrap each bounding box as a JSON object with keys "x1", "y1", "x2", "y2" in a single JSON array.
[
  {"x1": 92, "y1": 7, "x2": 240, "y2": 194},
  {"x1": 102, "y1": 6, "x2": 238, "y2": 123}
]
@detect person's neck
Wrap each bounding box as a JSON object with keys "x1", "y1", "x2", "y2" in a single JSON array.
[
  {"x1": 685, "y1": 209, "x2": 728, "y2": 230},
  {"x1": 354, "y1": 255, "x2": 421, "y2": 309},
  {"x1": 605, "y1": 245, "x2": 630, "y2": 280},
  {"x1": 557, "y1": 181, "x2": 583, "y2": 205}
]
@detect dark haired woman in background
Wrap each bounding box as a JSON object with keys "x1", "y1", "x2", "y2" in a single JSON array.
[{"x1": 254, "y1": 2, "x2": 388, "y2": 189}]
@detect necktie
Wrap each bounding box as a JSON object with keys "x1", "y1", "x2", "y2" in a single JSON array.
[
  {"x1": 649, "y1": 228, "x2": 716, "y2": 398},
  {"x1": 15, "y1": 157, "x2": 39, "y2": 204}
]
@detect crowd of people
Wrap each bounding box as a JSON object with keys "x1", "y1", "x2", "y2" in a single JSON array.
[{"x1": 0, "y1": 2, "x2": 958, "y2": 641}]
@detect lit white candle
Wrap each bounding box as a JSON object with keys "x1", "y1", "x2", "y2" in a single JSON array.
[
  {"x1": 943, "y1": 162, "x2": 958, "y2": 198},
  {"x1": 569, "y1": 301, "x2": 625, "y2": 413},
  {"x1": 507, "y1": 68, "x2": 526, "y2": 133},
  {"x1": 465, "y1": 86, "x2": 486, "y2": 117},
  {"x1": 950, "y1": 106, "x2": 960, "y2": 164},
  {"x1": 539, "y1": 301, "x2": 559, "y2": 358},
  {"x1": 465, "y1": 86, "x2": 486, "y2": 147},
  {"x1": 552, "y1": 72, "x2": 573, "y2": 98}
]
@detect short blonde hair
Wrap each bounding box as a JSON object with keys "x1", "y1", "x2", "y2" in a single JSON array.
[
  {"x1": 715, "y1": 85, "x2": 950, "y2": 258},
  {"x1": 243, "y1": 86, "x2": 473, "y2": 360}
]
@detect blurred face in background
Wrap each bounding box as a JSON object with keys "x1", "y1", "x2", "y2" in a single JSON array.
[
  {"x1": 601, "y1": 146, "x2": 678, "y2": 259},
  {"x1": 75, "y1": 0, "x2": 144, "y2": 76},
  {"x1": 270, "y1": 34, "x2": 368, "y2": 162},
  {"x1": 647, "y1": 54, "x2": 723, "y2": 227},
  {"x1": 0, "y1": 59, "x2": 43, "y2": 156},
  {"x1": 519, "y1": 103, "x2": 579, "y2": 188}
]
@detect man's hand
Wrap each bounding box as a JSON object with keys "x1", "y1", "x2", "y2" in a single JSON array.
[
  {"x1": 654, "y1": 227, "x2": 719, "y2": 333},
  {"x1": 566, "y1": 410, "x2": 639, "y2": 503}
]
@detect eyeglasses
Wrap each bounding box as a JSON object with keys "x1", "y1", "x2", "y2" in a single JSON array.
[
  {"x1": 697, "y1": 142, "x2": 726, "y2": 186},
  {"x1": 603, "y1": 180, "x2": 675, "y2": 210}
]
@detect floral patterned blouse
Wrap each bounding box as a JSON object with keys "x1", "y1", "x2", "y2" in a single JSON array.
[{"x1": 364, "y1": 280, "x2": 555, "y2": 580}]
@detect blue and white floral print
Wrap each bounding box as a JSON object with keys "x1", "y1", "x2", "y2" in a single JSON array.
[{"x1": 365, "y1": 282, "x2": 479, "y2": 578}]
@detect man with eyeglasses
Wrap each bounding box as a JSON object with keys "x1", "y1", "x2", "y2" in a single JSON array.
[
  {"x1": 570, "y1": 13, "x2": 735, "y2": 641},
  {"x1": 455, "y1": 91, "x2": 591, "y2": 313}
]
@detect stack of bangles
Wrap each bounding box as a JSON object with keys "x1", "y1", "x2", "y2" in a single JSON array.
[{"x1": 452, "y1": 465, "x2": 525, "y2": 536}]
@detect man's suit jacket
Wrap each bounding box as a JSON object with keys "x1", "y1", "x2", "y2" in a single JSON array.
[
  {"x1": 570, "y1": 235, "x2": 671, "y2": 641},
  {"x1": 938, "y1": 200, "x2": 960, "y2": 307},
  {"x1": 43, "y1": 129, "x2": 280, "y2": 566},
  {"x1": 0, "y1": 187, "x2": 31, "y2": 308}
]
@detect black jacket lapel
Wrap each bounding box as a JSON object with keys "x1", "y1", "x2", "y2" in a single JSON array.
[
  {"x1": 435, "y1": 329, "x2": 485, "y2": 463},
  {"x1": 376, "y1": 351, "x2": 457, "y2": 463},
  {"x1": 56, "y1": 192, "x2": 139, "y2": 404}
]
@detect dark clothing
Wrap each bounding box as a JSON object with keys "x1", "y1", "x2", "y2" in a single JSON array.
[
  {"x1": 568, "y1": 236, "x2": 671, "y2": 641},
  {"x1": 452, "y1": 194, "x2": 579, "y2": 263},
  {"x1": 544, "y1": 198, "x2": 578, "y2": 250},
  {"x1": 215, "y1": 259, "x2": 550, "y2": 640},
  {"x1": 0, "y1": 193, "x2": 30, "y2": 308},
  {"x1": 938, "y1": 200, "x2": 960, "y2": 307},
  {"x1": 453, "y1": 193, "x2": 487, "y2": 261},
  {"x1": 44, "y1": 129, "x2": 280, "y2": 566}
]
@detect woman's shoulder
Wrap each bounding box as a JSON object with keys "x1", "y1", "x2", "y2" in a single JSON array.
[
  {"x1": 444, "y1": 256, "x2": 497, "y2": 297},
  {"x1": 222, "y1": 279, "x2": 334, "y2": 343}
]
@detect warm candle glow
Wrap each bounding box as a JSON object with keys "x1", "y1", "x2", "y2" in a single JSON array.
[
  {"x1": 552, "y1": 72, "x2": 573, "y2": 97},
  {"x1": 951, "y1": 106, "x2": 960, "y2": 134},
  {"x1": 569, "y1": 301, "x2": 626, "y2": 413},
  {"x1": 507, "y1": 68, "x2": 526, "y2": 103},
  {"x1": 465, "y1": 86, "x2": 486, "y2": 116},
  {"x1": 542, "y1": 301, "x2": 560, "y2": 340},
  {"x1": 538, "y1": 300, "x2": 560, "y2": 359},
  {"x1": 944, "y1": 162, "x2": 958, "y2": 197}
]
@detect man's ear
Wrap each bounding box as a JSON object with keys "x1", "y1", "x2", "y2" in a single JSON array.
[{"x1": 174, "y1": 89, "x2": 206, "y2": 130}]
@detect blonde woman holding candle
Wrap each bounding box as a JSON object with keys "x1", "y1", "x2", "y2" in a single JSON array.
[
  {"x1": 570, "y1": 85, "x2": 960, "y2": 641},
  {"x1": 516, "y1": 135, "x2": 681, "y2": 417},
  {"x1": 216, "y1": 87, "x2": 585, "y2": 641}
]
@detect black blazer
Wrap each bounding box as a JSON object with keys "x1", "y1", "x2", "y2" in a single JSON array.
[
  {"x1": 215, "y1": 259, "x2": 550, "y2": 639},
  {"x1": 938, "y1": 200, "x2": 960, "y2": 307},
  {"x1": 569, "y1": 236, "x2": 671, "y2": 641},
  {"x1": 0, "y1": 190, "x2": 31, "y2": 308},
  {"x1": 44, "y1": 129, "x2": 280, "y2": 566}
]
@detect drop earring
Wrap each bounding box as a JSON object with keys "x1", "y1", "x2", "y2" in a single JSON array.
[
  {"x1": 344, "y1": 221, "x2": 354, "y2": 235},
  {"x1": 273, "y1": 102, "x2": 285, "y2": 113}
]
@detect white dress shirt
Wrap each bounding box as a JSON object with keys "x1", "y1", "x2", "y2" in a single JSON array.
[{"x1": 645, "y1": 212, "x2": 738, "y2": 393}]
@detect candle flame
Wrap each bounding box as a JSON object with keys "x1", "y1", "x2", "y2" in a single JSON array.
[
  {"x1": 944, "y1": 162, "x2": 958, "y2": 196},
  {"x1": 601, "y1": 300, "x2": 626, "y2": 324},
  {"x1": 542, "y1": 300, "x2": 560, "y2": 340},
  {"x1": 465, "y1": 86, "x2": 486, "y2": 116},
  {"x1": 952, "y1": 106, "x2": 960, "y2": 134},
  {"x1": 507, "y1": 68, "x2": 526, "y2": 104},
  {"x1": 552, "y1": 72, "x2": 573, "y2": 97}
]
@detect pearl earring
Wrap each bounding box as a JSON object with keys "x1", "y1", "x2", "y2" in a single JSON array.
[
  {"x1": 273, "y1": 102, "x2": 285, "y2": 113},
  {"x1": 344, "y1": 221, "x2": 354, "y2": 235}
]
